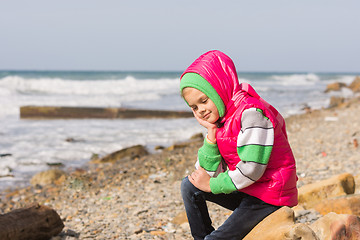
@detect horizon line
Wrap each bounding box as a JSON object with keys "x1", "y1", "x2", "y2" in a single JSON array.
[{"x1": 0, "y1": 69, "x2": 359, "y2": 74}]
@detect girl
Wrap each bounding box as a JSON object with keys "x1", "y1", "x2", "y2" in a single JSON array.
[{"x1": 180, "y1": 50, "x2": 298, "y2": 240}]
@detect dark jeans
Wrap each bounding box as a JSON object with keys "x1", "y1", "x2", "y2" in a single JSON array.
[{"x1": 181, "y1": 177, "x2": 281, "y2": 240}]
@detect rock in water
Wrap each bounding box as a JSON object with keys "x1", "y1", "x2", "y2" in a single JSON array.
[{"x1": 94, "y1": 145, "x2": 148, "y2": 163}]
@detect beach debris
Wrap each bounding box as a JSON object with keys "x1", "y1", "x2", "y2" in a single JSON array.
[
  {"x1": 324, "y1": 116, "x2": 339, "y2": 122},
  {"x1": 0, "y1": 203, "x2": 64, "y2": 240}
]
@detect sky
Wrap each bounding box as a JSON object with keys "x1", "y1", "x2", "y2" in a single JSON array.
[{"x1": 0, "y1": 0, "x2": 359, "y2": 72}]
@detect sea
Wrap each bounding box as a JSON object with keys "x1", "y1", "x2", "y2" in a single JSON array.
[{"x1": 0, "y1": 70, "x2": 358, "y2": 190}]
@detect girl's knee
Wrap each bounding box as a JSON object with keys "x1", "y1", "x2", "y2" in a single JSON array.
[{"x1": 181, "y1": 176, "x2": 194, "y2": 196}]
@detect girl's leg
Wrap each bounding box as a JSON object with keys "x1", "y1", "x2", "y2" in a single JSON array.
[
  {"x1": 204, "y1": 193, "x2": 281, "y2": 240},
  {"x1": 181, "y1": 177, "x2": 244, "y2": 240}
]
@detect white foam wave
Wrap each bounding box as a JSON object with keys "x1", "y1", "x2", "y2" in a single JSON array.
[
  {"x1": 270, "y1": 73, "x2": 320, "y2": 86},
  {"x1": 0, "y1": 75, "x2": 181, "y2": 118},
  {"x1": 0, "y1": 75, "x2": 179, "y2": 96}
]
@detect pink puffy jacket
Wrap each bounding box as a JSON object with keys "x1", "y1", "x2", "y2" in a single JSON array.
[{"x1": 181, "y1": 50, "x2": 298, "y2": 207}]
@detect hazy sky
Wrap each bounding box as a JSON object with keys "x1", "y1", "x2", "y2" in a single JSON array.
[{"x1": 1, "y1": 0, "x2": 359, "y2": 72}]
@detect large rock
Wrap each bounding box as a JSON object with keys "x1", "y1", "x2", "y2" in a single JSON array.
[
  {"x1": 30, "y1": 169, "x2": 67, "y2": 186},
  {"x1": 93, "y1": 145, "x2": 148, "y2": 163},
  {"x1": 348, "y1": 76, "x2": 360, "y2": 92},
  {"x1": 310, "y1": 212, "x2": 360, "y2": 240},
  {"x1": 298, "y1": 173, "x2": 355, "y2": 208},
  {"x1": 0, "y1": 203, "x2": 64, "y2": 240},
  {"x1": 244, "y1": 207, "x2": 318, "y2": 240},
  {"x1": 325, "y1": 82, "x2": 347, "y2": 93},
  {"x1": 313, "y1": 194, "x2": 360, "y2": 216}
]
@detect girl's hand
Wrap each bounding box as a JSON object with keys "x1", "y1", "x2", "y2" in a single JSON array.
[
  {"x1": 188, "y1": 167, "x2": 211, "y2": 192},
  {"x1": 192, "y1": 109, "x2": 217, "y2": 143},
  {"x1": 192, "y1": 109, "x2": 217, "y2": 130}
]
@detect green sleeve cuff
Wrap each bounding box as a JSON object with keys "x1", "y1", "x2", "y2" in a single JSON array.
[
  {"x1": 209, "y1": 171, "x2": 237, "y2": 194},
  {"x1": 202, "y1": 137, "x2": 220, "y2": 155},
  {"x1": 198, "y1": 138, "x2": 222, "y2": 172}
]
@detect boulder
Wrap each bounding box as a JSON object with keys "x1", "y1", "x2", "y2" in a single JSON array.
[
  {"x1": 30, "y1": 169, "x2": 67, "y2": 186},
  {"x1": 244, "y1": 206, "x2": 318, "y2": 240},
  {"x1": 328, "y1": 96, "x2": 345, "y2": 108},
  {"x1": 348, "y1": 76, "x2": 360, "y2": 92},
  {"x1": 313, "y1": 194, "x2": 360, "y2": 216},
  {"x1": 310, "y1": 212, "x2": 360, "y2": 240},
  {"x1": 325, "y1": 82, "x2": 347, "y2": 93},
  {"x1": 298, "y1": 173, "x2": 355, "y2": 208},
  {"x1": 93, "y1": 145, "x2": 148, "y2": 163},
  {"x1": 0, "y1": 203, "x2": 64, "y2": 240}
]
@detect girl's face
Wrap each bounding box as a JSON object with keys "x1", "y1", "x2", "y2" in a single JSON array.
[{"x1": 182, "y1": 87, "x2": 219, "y2": 124}]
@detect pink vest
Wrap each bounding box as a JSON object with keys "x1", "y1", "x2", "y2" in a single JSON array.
[{"x1": 217, "y1": 83, "x2": 298, "y2": 207}]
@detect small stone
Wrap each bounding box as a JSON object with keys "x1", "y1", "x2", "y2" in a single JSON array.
[
  {"x1": 171, "y1": 211, "x2": 188, "y2": 225},
  {"x1": 150, "y1": 230, "x2": 166, "y2": 236},
  {"x1": 134, "y1": 228, "x2": 143, "y2": 234}
]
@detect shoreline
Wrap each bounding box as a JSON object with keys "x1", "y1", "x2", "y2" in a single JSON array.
[{"x1": 1, "y1": 91, "x2": 360, "y2": 239}]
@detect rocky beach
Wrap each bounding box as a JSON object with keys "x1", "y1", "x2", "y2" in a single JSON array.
[{"x1": 1, "y1": 77, "x2": 360, "y2": 239}]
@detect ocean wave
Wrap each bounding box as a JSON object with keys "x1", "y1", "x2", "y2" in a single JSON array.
[
  {"x1": 0, "y1": 75, "x2": 180, "y2": 96},
  {"x1": 270, "y1": 73, "x2": 320, "y2": 86},
  {"x1": 0, "y1": 75, "x2": 183, "y2": 118}
]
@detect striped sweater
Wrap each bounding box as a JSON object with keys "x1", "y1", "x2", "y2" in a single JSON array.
[{"x1": 195, "y1": 107, "x2": 274, "y2": 194}]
